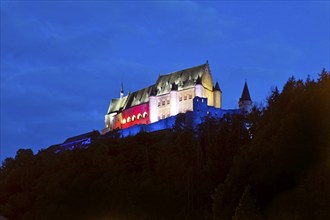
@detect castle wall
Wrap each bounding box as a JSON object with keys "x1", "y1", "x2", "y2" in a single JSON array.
[
  {"x1": 203, "y1": 88, "x2": 214, "y2": 106},
  {"x1": 113, "y1": 96, "x2": 240, "y2": 138},
  {"x1": 121, "y1": 103, "x2": 150, "y2": 129},
  {"x1": 155, "y1": 93, "x2": 171, "y2": 120},
  {"x1": 177, "y1": 87, "x2": 195, "y2": 113}
]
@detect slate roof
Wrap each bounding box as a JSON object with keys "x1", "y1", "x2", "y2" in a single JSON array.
[
  {"x1": 239, "y1": 81, "x2": 252, "y2": 102},
  {"x1": 214, "y1": 82, "x2": 221, "y2": 91},
  {"x1": 154, "y1": 63, "x2": 207, "y2": 95},
  {"x1": 107, "y1": 62, "x2": 212, "y2": 114},
  {"x1": 63, "y1": 130, "x2": 100, "y2": 144}
]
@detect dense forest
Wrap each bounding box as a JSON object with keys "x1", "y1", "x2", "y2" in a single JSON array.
[{"x1": 1, "y1": 70, "x2": 329, "y2": 220}]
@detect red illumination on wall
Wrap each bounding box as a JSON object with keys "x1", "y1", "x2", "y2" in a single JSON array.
[{"x1": 121, "y1": 103, "x2": 150, "y2": 129}]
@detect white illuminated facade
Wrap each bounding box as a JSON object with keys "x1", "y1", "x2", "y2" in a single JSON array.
[{"x1": 103, "y1": 61, "x2": 223, "y2": 133}]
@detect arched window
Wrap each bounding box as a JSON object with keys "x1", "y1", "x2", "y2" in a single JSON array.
[
  {"x1": 122, "y1": 118, "x2": 126, "y2": 124},
  {"x1": 127, "y1": 117, "x2": 131, "y2": 122},
  {"x1": 143, "y1": 112, "x2": 148, "y2": 118},
  {"x1": 137, "y1": 113, "x2": 142, "y2": 119},
  {"x1": 132, "y1": 115, "x2": 136, "y2": 121}
]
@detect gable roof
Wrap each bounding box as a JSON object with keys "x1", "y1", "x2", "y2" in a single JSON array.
[
  {"x1": 107, "y1": 62, "x2": 213, "y2": 114},
  {"x1": 154, "y1": 63, "x2": 209, "y2": 96}
]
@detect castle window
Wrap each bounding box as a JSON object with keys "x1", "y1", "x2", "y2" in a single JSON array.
[
  {"x1": 167, "y1": 99, "x2": 170, "y2": 104},
  {"x1": 127, "y1": 117, "x2": 131, "y2": 122},
  {"x1": 132, "y1": 115, "x2": 136, "y2": 121},
  {"x1": 137, "y1": 113, "x2": 142, "y2": 119},
  {"x1": 167, "y1": 114, "x2": 170, "y2": 118},
  {"x1": 179, "y1": 97, "x2": 182, "y2": 102},
  {"x1": 143, "y1": 112, "x2": 148, "y2": 118},
  {"x1": 189, "y1": 94, "x2": 192, "y2": 99},
  {"x1": 162, "y1": 100, "x2": 165, "y2": 106},
  {"x1": 162, "y1": 114, "x2": 165, "y2": 119},
  {"x1": 158, "y1": 116, "x2": 161, "y2": 120},
  {"x1": 158, "y1": 101, "x2": 160, "y2": 107},
  {"x1": 184, "y1": 95, "x2": 187, "y2": 100}
]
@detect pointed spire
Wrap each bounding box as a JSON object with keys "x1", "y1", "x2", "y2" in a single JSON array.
[
  {"x1": 240, "y1": 81, "x2": 252, "y2": 102},
  {"x1": 120, "y1": 82, "x2": 124, "y2": 98},
  {"x1": 214, "y1": 81, "x2": 221, "y2": 91}
]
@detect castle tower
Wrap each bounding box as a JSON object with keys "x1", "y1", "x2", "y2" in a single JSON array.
[
  {"x1": 213, "y1": 81, "x2": 222, "y2": 108},
  {"x1": 170, "y1": 83, "x2": 179, "y2": 116},
  {"x1": 149, "y1": 88, "x2": 158, "y2": 123},
  {"x1": 120, "y1": 82, "x2": 124, "y2": 98},
  {"x1": 195, "y1": 76, "x2": 203, "y2": 97},
  {"x1": 239, "y1": 81, "x2": 252, "y2": 114}
]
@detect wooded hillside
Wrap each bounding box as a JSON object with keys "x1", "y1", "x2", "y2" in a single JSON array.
[{"x1": 1, "y1": 70, "x2": 329, "y2": 220}]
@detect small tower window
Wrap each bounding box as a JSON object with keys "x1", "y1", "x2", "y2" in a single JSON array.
[
  {"x1": 189, "y1": 94, "x2": 192, "y2": 99},
  {"x1": 179, "y1": 97, "x2": 182, "y2": 102},
  {"x1": 184, "y1": 95, "x2": 187, "y2": 100}
]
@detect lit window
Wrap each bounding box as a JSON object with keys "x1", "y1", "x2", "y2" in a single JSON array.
[
  {"x1": 189, "y1": 94, "x2": 192, "y2": 99},
  {"x1": 137, "y1": 113, "x2": 142, "y2": 119},
  {"x1": 184, "y1": 95, "x2": 187, "y2": 100},
  {"x1": 127, "y1": 117, "x2": 131, "y2": 122},
  {"x1": 122, "y1": 119, "x2": 126, "y2": 124},
  {"x1": 179, "y1": 97, "x2": 182, "y2": 102},
  {"x1": 132, "y1": 115, "x2": 136, "y2": 121},
  {"x1": 143, "y1": 112, "x2": 148, "y2": 118}
]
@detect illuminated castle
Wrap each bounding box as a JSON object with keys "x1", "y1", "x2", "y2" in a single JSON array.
[{"x1": 103, "y1": 61, "x2": 252, "y2": 134}]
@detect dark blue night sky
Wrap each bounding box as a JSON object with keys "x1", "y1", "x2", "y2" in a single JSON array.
[{"x1": 1, "y1": 1, "x2": 329, "y2": 160}]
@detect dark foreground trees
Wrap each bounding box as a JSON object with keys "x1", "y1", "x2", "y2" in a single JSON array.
[{"x1": 1, "y1": 70, "x2": 329, "y2": 220}]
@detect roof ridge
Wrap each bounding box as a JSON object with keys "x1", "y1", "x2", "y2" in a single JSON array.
[{"x1": 158, "y1": 63, "x2": 207, "y2": 77}]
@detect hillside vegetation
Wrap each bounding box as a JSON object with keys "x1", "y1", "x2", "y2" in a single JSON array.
[{"x1": 1, "y1": 70, "x2": 329, "y2": 220}]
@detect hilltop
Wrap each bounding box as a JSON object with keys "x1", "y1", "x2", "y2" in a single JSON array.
[{"x1": 0, "y1": 70, "x2": 329, "y2": 220}]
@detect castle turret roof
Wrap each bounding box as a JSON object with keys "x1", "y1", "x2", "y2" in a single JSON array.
[
  {"x1": 214, "y1": 81, "x2": 221, "y2": 92},
  {"x1": 239, "y1": 81, "x2": 252, "y2": 102}
]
